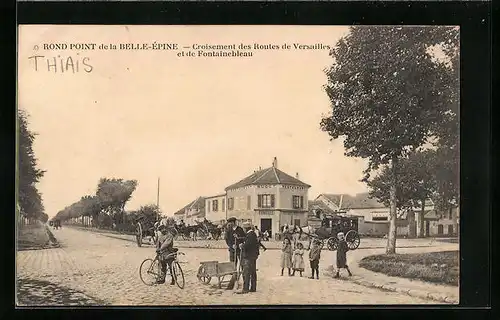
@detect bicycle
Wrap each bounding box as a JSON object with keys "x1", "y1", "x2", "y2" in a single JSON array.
[{"x1": 139, "y1": 248, "x2": 185, "y2": 289}]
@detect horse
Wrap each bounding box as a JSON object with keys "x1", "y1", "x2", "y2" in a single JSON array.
[
  {"x1": 173, "y1": 224, "x2": 200, "y2": 241},
  {"x1": 286, "y1": 225, "x2": 319, "y2": 250},
  {"x1": 200, "y1": 219, "x2": 222, "y2": 240}
]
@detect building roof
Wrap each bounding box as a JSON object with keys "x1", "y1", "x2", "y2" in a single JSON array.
[
  {"x1": 307, "y1": 200, "x2": 338, "y2": 217},
  {"x1": 173, "y1": 197, "x2": 206, "y2": 216},
  {"x1": 205, "y1": 193, "x2": 226, "y2": 199},
  {"x1": 320, "y1": 193, "x2": 387, "y2": 210},
  {"x1": 225, "y1": 166, "x2": 311, "y2": 190}
]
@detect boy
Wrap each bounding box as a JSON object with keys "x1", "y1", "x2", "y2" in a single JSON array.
[
  {"x1": 334, "y1": 232, "x2": 353, "y2": 278},
  {"x1": 308, "y1": 239, "x2": 322, "y2": 279}
]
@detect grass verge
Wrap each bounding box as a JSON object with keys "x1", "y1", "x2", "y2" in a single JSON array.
[
  {"x1": 17, "y1": 223, "x2": 59, "y2": 250},
  {"x1": 359, "y1": 251, "x2": 459, "y2": 286}
]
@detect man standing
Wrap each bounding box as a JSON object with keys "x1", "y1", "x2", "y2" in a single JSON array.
[
  {"x1": 237, "y1": 221, "x2": 260, "y2": 294},
  {"x1": 225, "y1": 217, "x2": 245, "y2": 290},
  {"x1": 156, "y1": 218, "x2": 176, "y2": 285}
]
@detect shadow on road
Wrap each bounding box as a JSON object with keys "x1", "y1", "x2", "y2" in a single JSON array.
[{"x1": 17, "y1": 278, "x2": 106, "y2": 306}]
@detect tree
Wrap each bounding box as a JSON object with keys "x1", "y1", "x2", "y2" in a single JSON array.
[
  {"x1": 96, "y1": 178, "x2": 138, "y2": 226},
  {"x1": 18, "y1": 109, "x2": 46, "y2": 220},
  {"x1": 367, "y1": 150, "x2": 437, "y2": 238},
  {"x1": 320, "y1": 26, "x2": 458, "y2": 254}
]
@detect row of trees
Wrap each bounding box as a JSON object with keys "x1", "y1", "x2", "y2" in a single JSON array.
[
  {"x1": 18, "y1": 109, "x2": 48, "y2": 223},
  {"x1": 321, "y1": 26, "x2": 459, "y2": 253},
  {"x1": 53, "y1": 178, "x2": 161, "y2": 232}
]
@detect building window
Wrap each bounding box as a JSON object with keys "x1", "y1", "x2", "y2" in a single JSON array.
[
  {"x1": 294, "y1": 219, "x2": 301, "y2": 226},
  {"x1": 258, "y1": 194, "x2": 275, "y2": 208},
  {"x1": 207, "y1": 201, "x2": 210, "y2": 212},
  {"x1": 228, "y1": 198, "x2": 234, "y2": 210},
  {"x1": 213, "y1": 200, "x2": 218, "y2": 212},
  {"x1": 222, "y1": 199, "x2": 225, "y2": 211},
  {"x1": 292, "y1": 195, "x2": 304, "y2": 209},
  {"x1": 448, "y1": 208, "x2": 452, "y2": 220},
  {"x1": 247, "y1": 196, "x2": 251, "y2": 210},
  {"x1": 372, "y1": 216, "x2": 388, "y2": 221}
]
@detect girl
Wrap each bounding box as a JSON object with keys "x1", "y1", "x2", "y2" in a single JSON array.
[
  {"x1": 291, "y1": 242, "x2": 305, "y2": 277},
  {"x1": 334, "y1": 232, "x2": 353, "y2": 278},
  {"x1": 309, "y1": 239, "x2": 322, "y2": 279},
  {"x1": 280, "y1": 238, "x2": 293, "y2": 276}
]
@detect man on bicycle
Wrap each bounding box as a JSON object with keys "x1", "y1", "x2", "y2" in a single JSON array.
[{"x1": 156, "y1": 217, "x2": 176, "y2": 285}]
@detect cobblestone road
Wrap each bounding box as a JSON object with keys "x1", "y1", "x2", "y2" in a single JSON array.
[{"x1": 17, "y1": 227, "x2": 439, "y2": 305}]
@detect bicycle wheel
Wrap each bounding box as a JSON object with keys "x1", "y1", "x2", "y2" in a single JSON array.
[
  {"x1": 172, "y1": 261, "x2": 185, "y2": 289},
  {"x1": 139, "y1": 258, "x2": 160, "y2": 286}
]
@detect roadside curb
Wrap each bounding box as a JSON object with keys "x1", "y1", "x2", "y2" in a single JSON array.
[{"x1": 348, "y1": 276, "x2": 458, "y2": 304}]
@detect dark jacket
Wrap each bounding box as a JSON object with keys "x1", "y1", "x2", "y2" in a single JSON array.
[
  {"x1": 242, "y1": 230, "x2": 260, "y2": 260},
  {"x1": 225, "y1": 226, "x2": 245, "y2": 248}
]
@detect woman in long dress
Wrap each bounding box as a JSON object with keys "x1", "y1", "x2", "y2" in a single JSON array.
[{"x1": 280, "y1": 238, "x2": 293, "y2": 276}]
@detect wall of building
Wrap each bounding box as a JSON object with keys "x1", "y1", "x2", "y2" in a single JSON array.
[
  {"x1": 279, "y1": 185, "x2": 309, "y2": 210},
  {"x1": 205, "y1": 195, "x2": 227, "y2": 223},
  {"x1": 226, "y1": 185, "x2": 258, "y2": 221}
]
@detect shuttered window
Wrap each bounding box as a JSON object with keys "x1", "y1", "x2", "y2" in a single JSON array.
[{"x1": 258, "y1": 194, "x2": 275, "y2": 208}]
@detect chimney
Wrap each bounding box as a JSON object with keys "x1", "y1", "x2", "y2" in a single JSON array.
[
  {"x1": 259, "y1": 166, "x2": 262, "y2": 170},
  {"x1": 295, "y1": 172, "x2": 299, "y2": 180},
  {"x1": 339, "y1": 194, "x2": 344, "y2": 210},
  {"x1": 272, "y1": 157, "x2": 278, "y2": 168}
]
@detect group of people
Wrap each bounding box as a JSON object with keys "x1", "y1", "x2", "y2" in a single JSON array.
[
  {"x1": 280, "y1": 231, "x2": 352, "y2": 279},
  {"x1": 153, "y1": 216, "x2": 353, "y2": 293}
]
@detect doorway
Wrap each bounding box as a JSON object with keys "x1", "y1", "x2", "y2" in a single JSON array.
[
  {"x1": 261, "y1": 218, "x2": 272, "y2": 235},
  {"x1": 425, "y1": 221, "x2": 430, "y2": 237}
]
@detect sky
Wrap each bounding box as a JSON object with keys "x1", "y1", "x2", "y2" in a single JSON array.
[{"x1": 18, "y1": 25, "x2": 370, "y2": 218}]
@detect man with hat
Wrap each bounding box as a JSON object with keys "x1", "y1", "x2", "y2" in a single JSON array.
[
  {"x1": 237, "y1": 221, "x2": 260, "y2": 294},
  {"x1": 156, "y1": 217, "x2": 176, "y2": 285},
  {"x1": 225, "y1": 217, "x2": 246, "y2": 290}
]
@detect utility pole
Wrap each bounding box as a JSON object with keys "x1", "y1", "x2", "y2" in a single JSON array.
[{"x1": 157, "y1": 177, "x2": 160, "y2": 221}]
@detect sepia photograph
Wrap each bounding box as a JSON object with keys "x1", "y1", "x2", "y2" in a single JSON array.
[{"x1": 16, "y1": 25, "x2": 459, "y2": 306}]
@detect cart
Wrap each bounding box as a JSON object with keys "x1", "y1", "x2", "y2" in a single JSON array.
[{"x1": 196, "y1": 261, "x2": 239, "y2": 289}]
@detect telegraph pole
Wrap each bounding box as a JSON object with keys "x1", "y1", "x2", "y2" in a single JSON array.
[{"x1": 156, "y1": 177, "x2": 160, "y2": 221}]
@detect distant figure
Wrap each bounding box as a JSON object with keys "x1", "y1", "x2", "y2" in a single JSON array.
[
  {"x1": 334, "y1": 232, "x2": 352, "y2": 278},
  {"x1": 291, "y1": 242, "x2": 305, "y2": 277},
  {"x1": 280, "y1": 238, "x2": 293, "y2": 276}
]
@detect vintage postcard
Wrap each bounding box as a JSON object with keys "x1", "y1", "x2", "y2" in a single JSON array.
[{"x1": 17, "y1": 25, "x2": 459, "y2": 306}]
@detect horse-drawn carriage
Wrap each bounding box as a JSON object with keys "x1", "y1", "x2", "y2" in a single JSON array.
[
  {"x1": 135, "y1": 215, "x2": 159, "y2": 247},
  {"x1": 316, "y1": 213, "x2": 361, "y2": 251},
  {"x1": 294, "y1": 212, "x2": 361, "y2": 251}
]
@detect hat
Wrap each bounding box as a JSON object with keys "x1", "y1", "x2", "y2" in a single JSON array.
[
  {"x1": 227, "y1": 217, "x2": 237, "y2": 223},
  {"x1": 242, "y1": 221, "x2": 251, "y2": 228},
  {"x1": 337, "y1": 232, "x2": 345, "y2": 237}
]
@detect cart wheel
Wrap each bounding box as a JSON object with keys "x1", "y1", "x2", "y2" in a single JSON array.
[
  {"x1": 172, "y1": 261, "x2": 185, "y2": 289},
  {"x1": 346, "y1": 230, "x2": 360, "y2": 250},
  {"x1": 139, "y1": 258, "x2": 160, "y2": 286},
  {"x1": 327, "y1": 237, "x2": 338, "y2": 251},
  {"x1": 136, "y1": 223, "x2": 143, "y2": 247},
  {"x1": 197, "y1": 265, "x2": 212, "y2": 284}
]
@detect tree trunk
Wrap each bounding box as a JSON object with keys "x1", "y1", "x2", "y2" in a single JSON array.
[
  {"x1": 417, "y1": 199, "x2": 426, "y2": 238},
  {"x1": 386, "y1": 156, "x2": 398, "y2": 254}
]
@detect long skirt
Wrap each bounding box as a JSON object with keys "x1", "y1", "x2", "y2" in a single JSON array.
[
  {"x1": 280, "y1": 252, "x2": 292, "y2": 268},
  {"x1": 292, "y1": 254, "x2": 305, "y2": 271}
]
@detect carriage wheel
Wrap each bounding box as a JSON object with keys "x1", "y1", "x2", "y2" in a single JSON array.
[
  {"x1": 197, "y1": 265, "x2": 212, "y2": 284},
  {"x1": 327, "y1": 237, "x2": 338, "y2": 251},
  {"x1": 139, "y1": 258, "x2": 160, "y2": 286},
  {"x1": 172, "y1": 261, "x2": 185, "y2": 289},
  {"x1": 136, "y1": 223, "x2": 143, "y2": 247},
  {"x1": 346, "y1": 230, "x2": 360, "y2": 250}
]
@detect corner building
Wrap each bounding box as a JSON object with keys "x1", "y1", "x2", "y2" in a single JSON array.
[{"x1": 225, "y1": 157, "x2": 311, "y2": 239}]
